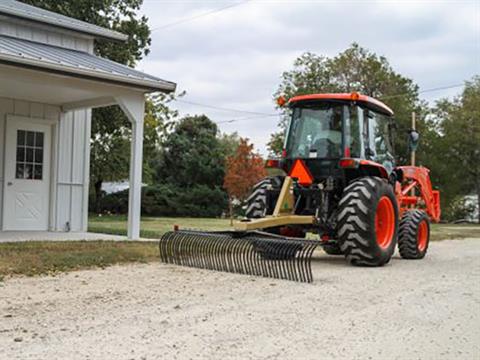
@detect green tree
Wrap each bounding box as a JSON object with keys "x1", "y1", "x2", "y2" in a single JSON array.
[
  {"x1": 156, "y1": 115, "x2": 226, "y2": 188},
  {"x1": 152, "y1": 115, "x2": 229, "y2": 216},
  {"x1": 218, "y1": 131, "x2": 241, "y2": 158},
  {"x1": 430, "y1": 76, "x2": 480, "y2": 222},
  {"x1": 270, "y1": 43, "x2": 424, "y2": 164}
]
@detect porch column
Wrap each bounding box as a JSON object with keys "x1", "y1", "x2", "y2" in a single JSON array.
[{"x1": 116, "y1": 94, "x2": 145, "y2": 240}]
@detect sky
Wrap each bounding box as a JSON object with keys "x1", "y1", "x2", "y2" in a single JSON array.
[{"x1": 137, "y1": 0, "x2": 480, "y2": 154}]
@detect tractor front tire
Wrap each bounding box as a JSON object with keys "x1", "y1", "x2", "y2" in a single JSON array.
[
  {"x1": 398, "y1": 210, "x2": 430, "y2": 259},
  {"x1": 245, "y1": 176, "x2": 283, "y2": 218},
  {"x1": 337, "y1": 177, "x2": 399, "y2": 266}
]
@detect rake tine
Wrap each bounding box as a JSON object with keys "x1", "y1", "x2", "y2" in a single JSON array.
[
  {"x1": 234, "y1": 237, "x2": 245, "y2": 274},
  {"x1": 305, "y1": 243, "x2": 317, "y2": 283},
  {"x1": 183, "y1": 232, "x2": 193, "y2": 268},
  {"x1": 278, "y1": 242, "x2": 289, "y2": 280},
  {"x1": 183, "y1": 233, "x2": 193, "y2": 267},
  {"x1": 272, "y1": 241, "x2": 283, "y2": 279},
  {"x1": 300, "y1": 242, "x2": 311, "y2": 282},
  {"x1": 230, "y1": 236, "x2": 240, "y2": 274}
]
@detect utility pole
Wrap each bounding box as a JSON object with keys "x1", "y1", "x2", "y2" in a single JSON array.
[{"x1": 411, "y1": 112, "x2": 416, "y2": 166}]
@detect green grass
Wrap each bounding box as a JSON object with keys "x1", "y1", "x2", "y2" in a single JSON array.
[
  {"x1": 430, "y1": 223, "x2": 480, "y2": 241},
  {"x1": 0, "y1": 241, "x2": 158, "y2": 280},
  {"x1": 89, "y1": 215, "x2": 479, "y2": 242},
  {"x1": 88, "y1": 215, "x2": 233, "y2": 238}
]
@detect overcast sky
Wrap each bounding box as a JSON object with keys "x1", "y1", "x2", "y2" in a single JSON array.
[{"x1": 138, "y1": 0, "x2": 480, "y2": 154}]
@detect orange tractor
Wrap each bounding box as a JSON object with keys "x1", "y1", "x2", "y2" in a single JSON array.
[{"x1": 160, "y1": 93, "x2": 441, "y2": 282}]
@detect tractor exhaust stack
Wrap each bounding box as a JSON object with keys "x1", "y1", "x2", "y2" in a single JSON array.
[{"x1": 159, "y1": 230, "x2": 320, "y2": 283}]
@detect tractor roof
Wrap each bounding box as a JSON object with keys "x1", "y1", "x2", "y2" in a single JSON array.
[{"x1": 288, "y1": 93, "x2": 394, "y2": 116}]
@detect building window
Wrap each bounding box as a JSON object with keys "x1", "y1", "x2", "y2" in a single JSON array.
[{"x1": 15, "y1": 130, "x2": 44, "y2": 180}]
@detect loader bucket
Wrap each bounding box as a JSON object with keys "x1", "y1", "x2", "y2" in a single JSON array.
[{"x1": 159, "y1": 230, "x2": 320, "y2": 283}]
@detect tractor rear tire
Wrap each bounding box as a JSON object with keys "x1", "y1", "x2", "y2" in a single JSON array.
[
  {"x1": 337, "y1": 177, "x2": 399, "y2": 266},
  {"x1": 245, "y1": 176, "x2": 283, "y2": 218},
  {"x1": 398, "y1": 210, "x2": 430, "y2": 259},
  {"x1": 322, "y1": 243, "x2": 343, "y2": 255}
]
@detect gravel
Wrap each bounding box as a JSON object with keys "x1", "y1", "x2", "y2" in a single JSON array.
[{"x1": 1, "y1": 238, "x2": 479, "y2": 360}]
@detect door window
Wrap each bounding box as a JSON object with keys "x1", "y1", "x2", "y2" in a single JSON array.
[{"x1": 15, "y1": 130, "x2": 44, "y2": 180}]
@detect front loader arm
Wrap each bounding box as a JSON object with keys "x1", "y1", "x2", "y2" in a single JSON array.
[{"x1": 396, "y1": 166, "x2": 441, "y2": 222}]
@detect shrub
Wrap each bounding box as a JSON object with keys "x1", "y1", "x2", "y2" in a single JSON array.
[{"x1": 95, "y1": 184, "x2": 228, "y2": 217}]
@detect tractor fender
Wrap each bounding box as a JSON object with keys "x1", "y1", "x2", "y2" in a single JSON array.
[{"x1": 358, "y1": 160, "x2": 389, "y2": 179}]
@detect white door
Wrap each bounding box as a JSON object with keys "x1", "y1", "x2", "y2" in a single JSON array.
[{"x1": 3, "y1": 119, "x2": 51, "y2": 230}]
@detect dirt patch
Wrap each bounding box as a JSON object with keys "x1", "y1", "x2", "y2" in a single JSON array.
[{"x1": 0, "y1": 238, "x2": 479, "y2": 359}]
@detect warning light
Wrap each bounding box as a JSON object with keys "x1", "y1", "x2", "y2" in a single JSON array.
[
  {"x1": 276, "y1": 96, "x2": 287, "y2": 107},
  {"x1": 289, "y1": 159, "x2": 313, "y2": 186},
  {"x1": 351, "y1": 92, "x2": 360, "y2": 101}
]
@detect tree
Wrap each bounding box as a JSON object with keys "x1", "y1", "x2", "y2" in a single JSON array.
[
  {"x1": 218, "y1": 131, "x2": 241, "y2": 158},
  {"x1": 147, "y1": 115, "x2": 229, "y2": 216},
  {"x1": 156, "y1": 115, "x2": 226, "y2": 188},
  {"x1": 430, "y1": 76, "x2": 480, "y2": 222},
  {"x1": 270, "y1": 43, "x2": 424, "y2": 164},
  {"x1": 224, "y1": 138, "x2": 266, "y2": 224}
]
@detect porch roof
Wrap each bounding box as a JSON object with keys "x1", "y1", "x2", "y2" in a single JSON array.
[{"x1": 0, "y1": 35, "x2": 176, "y2": 93}]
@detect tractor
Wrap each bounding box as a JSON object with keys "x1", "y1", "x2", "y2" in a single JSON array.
[{"x1": 160, "y1": 93, "x2": 441, "y2": 281}]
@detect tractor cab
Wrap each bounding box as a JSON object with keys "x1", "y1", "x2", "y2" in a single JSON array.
[{"x1": 281, "y1": 93, "x2": 395, "y2": 182}]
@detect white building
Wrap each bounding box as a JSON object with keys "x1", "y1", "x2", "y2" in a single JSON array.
[{"x1": 0, "y1": 0, "x2": 176, "y2": 239}]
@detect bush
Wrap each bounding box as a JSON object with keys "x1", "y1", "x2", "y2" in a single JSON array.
[
  {"x1": 443, "y1": 196, "x2": 477, "y2": 223},
  {"x1": 95, "y1": 184, "x2": 228, "y2": 217}
]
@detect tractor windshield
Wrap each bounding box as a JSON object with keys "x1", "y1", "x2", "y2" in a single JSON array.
[{"x1": 286, "y1": 103, "x2": 345, "y2": 159}]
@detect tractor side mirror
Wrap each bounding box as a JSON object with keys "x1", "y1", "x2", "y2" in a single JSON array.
[{"x1": 408, "y1": 130, "x2": 420, "y2": 152}]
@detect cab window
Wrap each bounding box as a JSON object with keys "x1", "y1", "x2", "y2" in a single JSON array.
[{"x1": 366, "y1": 110, "x2": 395, "y2": 171}]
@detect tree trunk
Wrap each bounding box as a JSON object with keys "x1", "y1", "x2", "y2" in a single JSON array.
[
  {"x1": 229, "y1": 198, "x2": 233, "y2": 226},
  {"x1": 94, "y1": 179, "x2": 103, "y2": 214}
]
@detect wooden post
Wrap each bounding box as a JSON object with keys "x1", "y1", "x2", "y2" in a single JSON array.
[
  {"x1": 410, "y1": 112, "x2": 416, "y2": 200},
  {"x1": 411, "y1": 112, "x2": 416, "y2": 166}
]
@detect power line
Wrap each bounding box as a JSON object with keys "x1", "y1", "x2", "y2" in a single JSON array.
[
  {"x1": 382, "y1": 83, "x2": 464, "y2": 100},
  {"x1": 216, "y1": 114, "x2": 278, "y2": 124},
  {"x1": 176, "y1": 82, "x2": 465, "y2": 126},
  {"x1": 151, "y1": 0, "x2": 251, "y2": 32},
  {"x1": 176, "y1": 99, "x2": 276, "y2": 116},
  {"x1": 419, "y1": 83, "x2": 464, "y2": 94}
]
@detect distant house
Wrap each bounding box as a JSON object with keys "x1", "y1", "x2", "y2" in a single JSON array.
[
  {"x1": 102, "y1": 181, "x2": 146, "y2": 195},
  {"x1": 464, "y1": 195, "x2": 479, "y2": 222},
  {"x1": 0, "y1": 0, "x2": 176, "y2": 238}
]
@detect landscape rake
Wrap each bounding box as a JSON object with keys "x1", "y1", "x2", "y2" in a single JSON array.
[{"x1": 159, "y1": 230, "x2": 320, "y2": 282}]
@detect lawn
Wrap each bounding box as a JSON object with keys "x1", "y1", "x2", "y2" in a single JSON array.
[
  {"x1": 88, "y1": 215, "x2": 233, "y2": 239},
  {"x1": 88, "y1": 215, "x2": 479, "y2": 241},
  {"x1": 0, "y1": 241, "x2": 158, "y2": 281}
]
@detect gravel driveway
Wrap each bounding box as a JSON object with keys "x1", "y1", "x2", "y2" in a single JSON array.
[{"x1": 1, "y1": 238, "x2": 479, "y2": 360}]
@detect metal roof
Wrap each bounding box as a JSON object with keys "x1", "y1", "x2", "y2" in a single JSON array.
[
  {"x1": 0, "y1": 35, "x2": 176, "y2": 92},
  {"x1": 0, "y1": 0, "x2": 127, "y2": 41}
]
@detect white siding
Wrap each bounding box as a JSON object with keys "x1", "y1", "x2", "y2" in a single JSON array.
[
  {"x1": 0, "y1": 97, "x2": 90, "y2": 232},
  {"x1": 0, "y1": 18, "x2": 94, "y2": 53},
  {"x1": 55, "y1": 109, "x2": 91, "y2": 232}
]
